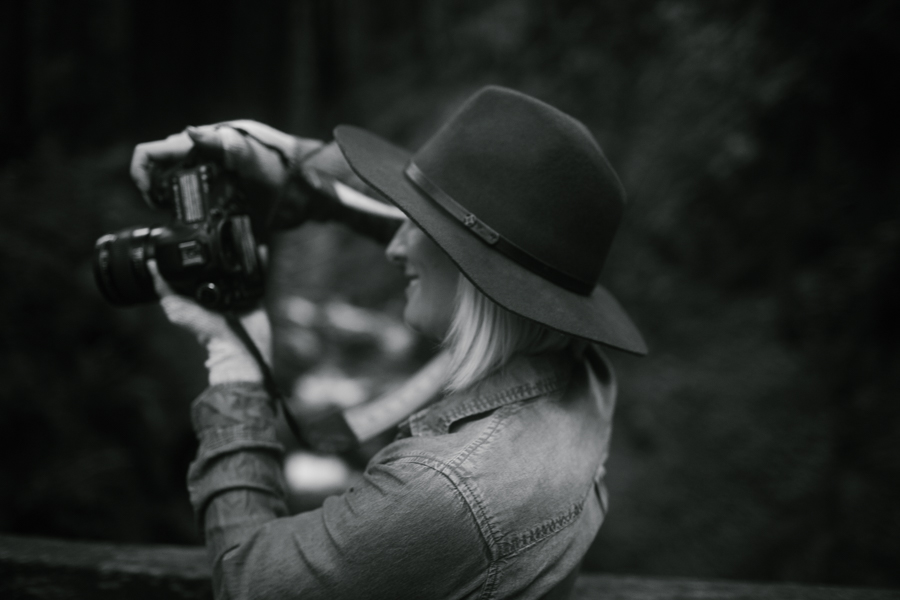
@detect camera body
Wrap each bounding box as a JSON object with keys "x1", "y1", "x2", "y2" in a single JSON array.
[{"x1": 93, "y1": 159, "x2": 264, "y2": 310}]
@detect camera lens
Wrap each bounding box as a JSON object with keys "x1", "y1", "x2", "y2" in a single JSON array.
[{"x1": 92, "y1": 227, "x2": 158, "y2": 305}]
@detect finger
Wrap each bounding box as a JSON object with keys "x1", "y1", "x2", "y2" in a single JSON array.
[
  {"x1": 223, "y1": 120, "x2": 299, "y2": 155},
  {"x1": 130, "y1": 132, "x2": 194, "y2": 202},
  {"x1": 148, "y1": 260, "x2": 224, "y2": 340},
  {"x1": 186, "y1": 125, "x2": 226, "y2": 162},
  {"x1": 216, "y1": 126, "x2": 253, "y2": 172},
  {"x1": 146, "y1": 259, "x2": 176, "y2": 298},
  {"x1": 257, "y1": 245, "x2": 269, "y2": 270}
]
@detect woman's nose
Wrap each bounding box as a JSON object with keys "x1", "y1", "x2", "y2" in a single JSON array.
[{"x1": 385, "y1": 220, "x2": 411, "y2": 265}]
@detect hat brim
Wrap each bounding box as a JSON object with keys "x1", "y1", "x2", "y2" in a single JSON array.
[{"x1": 334, "y1": 125, "x2": 647, "y2": 355}]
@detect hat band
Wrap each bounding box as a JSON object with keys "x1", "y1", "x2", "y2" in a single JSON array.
[{"x1": 404, "y1": 162, "x2": 593, "y2": 295}]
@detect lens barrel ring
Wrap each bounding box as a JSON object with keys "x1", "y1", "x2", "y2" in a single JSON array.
[{"x1": 92, "y1": 227, "x2": 159, "y2": 306}]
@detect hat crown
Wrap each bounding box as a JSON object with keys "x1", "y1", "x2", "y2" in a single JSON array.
[{"x1": 413, "y1": 86, "x2": 626, "y2": 289}]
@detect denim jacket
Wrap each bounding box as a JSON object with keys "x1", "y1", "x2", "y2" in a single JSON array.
[{"x1": 187, "y1": 346, "x2": 617, "y2": 600}]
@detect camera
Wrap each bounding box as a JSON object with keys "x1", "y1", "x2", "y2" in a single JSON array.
[{"x1": 93, "y1": 157, "x2": 264, "y2": 311}]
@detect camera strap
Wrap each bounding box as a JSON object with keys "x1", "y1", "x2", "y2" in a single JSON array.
[
  {"x1": 223, "y1": 312, "x2": 450, "y2": 455},
  {"x1": 223, "y1": 311, "x2": 313, "y2": 450}
]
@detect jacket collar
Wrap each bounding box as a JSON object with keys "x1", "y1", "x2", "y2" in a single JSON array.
[{"x1": 404, "y1": 351, "x2": 575, "y2": 438}]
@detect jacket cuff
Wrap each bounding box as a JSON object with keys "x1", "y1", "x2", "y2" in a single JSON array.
[
  {"x1": 187, "y1": 423, "x2": 285, "y2": 517},
  {"x1": 191, "y1": 382, "x2": 276, "y2": 433}
]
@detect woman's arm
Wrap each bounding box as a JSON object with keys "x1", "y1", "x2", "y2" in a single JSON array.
[
  {"x1": 130, "y1": 121, "x2": 404, "y2": 244},
  {"x1": 188, "y1": 381, "x2": 488, "y2": 600},
  {"x1": 132, "y1": 125, "x2": 484, "y2": 598},
  {"x1": 145, "y1": 270, "x2": 486, "y2": 599}
]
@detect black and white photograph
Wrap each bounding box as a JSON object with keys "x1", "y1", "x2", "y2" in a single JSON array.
[{"x1": 1, "y1": 1, "x2": 898, "y2": 599}]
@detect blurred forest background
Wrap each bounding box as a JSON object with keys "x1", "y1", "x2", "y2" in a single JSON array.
[{"x1": 1, "y1": 0, "x2": 899, "y2": 589}]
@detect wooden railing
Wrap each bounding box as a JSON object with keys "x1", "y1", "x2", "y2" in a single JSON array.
[{"x1": 1, "y1": 534, "x2": 897, "y2": 599}]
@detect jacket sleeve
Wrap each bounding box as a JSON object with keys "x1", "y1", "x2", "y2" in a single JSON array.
[
  {"x1": 271, "y1": 139, "x2": 405, "y2": 244},
  {"x1": 187, "y1": 383, "x2": 489, "y2": 600}
]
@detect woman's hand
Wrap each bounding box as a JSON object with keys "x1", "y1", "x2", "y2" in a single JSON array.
[
  {"x1": 130, "y1": 120, "x2": 325, "y2": 217},
  {"x1": 148, "y1": 260, "x2": 272, "y2": 386}
]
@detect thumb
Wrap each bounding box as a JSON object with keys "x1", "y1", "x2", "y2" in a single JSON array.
[{"x1": 146, "y1": 259, "x2": 174, "y2": 298}]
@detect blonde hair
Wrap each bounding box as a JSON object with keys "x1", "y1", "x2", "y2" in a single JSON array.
[{"x1": 442, "y1": 276, "x2": 576, "y2": 392}]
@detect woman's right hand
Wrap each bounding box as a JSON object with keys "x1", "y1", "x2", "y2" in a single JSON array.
[{"x1": 148, "y1": 259, "x2": 272, "y2": 387}]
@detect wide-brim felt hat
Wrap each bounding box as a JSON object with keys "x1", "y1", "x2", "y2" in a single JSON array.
[{"x1": 334, "y1": 86, "x2": 646, "y2": 355}]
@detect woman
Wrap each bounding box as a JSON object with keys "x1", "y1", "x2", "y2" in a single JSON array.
[{"x1": 133, "y1": 86, "x2": 646, "y2": 599}]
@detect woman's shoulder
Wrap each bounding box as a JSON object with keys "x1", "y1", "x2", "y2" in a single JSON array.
[{"x1": 371, "y1": 348, "x2": 612, "y2": 532}]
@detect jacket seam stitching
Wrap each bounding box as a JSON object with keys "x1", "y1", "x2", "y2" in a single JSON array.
[
  {"x1": 498, "y1": 480, "x2": 598, "y2": 558},
  {"x1": 500, "y1": 503, "x2": 584, "y2": 558},
  {"x1": 393, "y1": 456, "x2": 502, "y2": 558},
  {"x1": 449, "y1": 406, "x2": 508, "y2": 469},
  {"x1": 397, "y1": 457, "x2": 503, "y2": 600},
  {"x1": 477, "y1": 558, "x2": 503, "y2": 600},
  {"x1": 436, "y1": 375, "x2": 569, "y2": 433}
]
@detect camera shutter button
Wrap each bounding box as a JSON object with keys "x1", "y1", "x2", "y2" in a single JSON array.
[{"x1": 196, "y1": 282, "x2": 221, "y2": 307}]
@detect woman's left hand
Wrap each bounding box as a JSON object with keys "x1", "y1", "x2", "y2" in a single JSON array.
[
  {"x1": 130, "y1": 120, "x2": 324, "y2": 224},
  {"x1": 148, "y1": 261, "x2": 272, "y2": 386}
]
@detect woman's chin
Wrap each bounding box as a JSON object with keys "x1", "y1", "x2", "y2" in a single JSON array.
[{"x1": 402, "y1": 311, "x2": 444, "y2": 342}]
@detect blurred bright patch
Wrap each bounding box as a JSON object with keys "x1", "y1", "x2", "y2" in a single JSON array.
[
  {"x1": 284, "y1": 452, "x2": 355, "y2": 496},
  {"x1": 293, "y1": 371, "x2": 368, "y2": 410}
]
